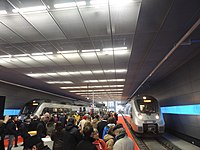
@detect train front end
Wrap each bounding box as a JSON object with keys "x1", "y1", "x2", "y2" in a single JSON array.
[{"x1": 131, "y1": 96, "x2": 165, "y2": 135}]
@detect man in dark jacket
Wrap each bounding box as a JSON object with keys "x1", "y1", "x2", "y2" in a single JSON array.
[
  {"x1": 0, "y1": 116, "x2": 10, "y2": 150},
  {"x1": 63, "y1": 117, "x2": 82, "y2": 150},
  {"x1": 76, "y1": 123, "x2": 97, "y2": 150},
  {"x1": 37, "y1": 117, "x2": 47, "y2": 138},
  {"x1": 97, "y1": 115, "x2": 108, "y2": 139},
  {"x1": 6, "y1": 117, "x2": 18, "y2": 150}
]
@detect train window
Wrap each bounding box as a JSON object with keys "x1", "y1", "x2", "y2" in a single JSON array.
[
  {"x1": 22, "y1": 103, "x2": 39, "y2": 114},
  {"x1": 136, "y1": 99, "x2": 158, "y2": 113},
  {"x1": 42, "y1": 107, "x2": 54, "y2": 114}
]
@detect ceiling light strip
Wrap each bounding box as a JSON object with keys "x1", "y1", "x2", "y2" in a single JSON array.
[{"x1": 82, "y1": 49, "x2": 100, "y2": 53}]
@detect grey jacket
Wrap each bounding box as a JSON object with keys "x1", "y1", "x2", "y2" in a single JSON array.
[{"x1": 113, "y1": 135, "x2": 134, "y2": 150}]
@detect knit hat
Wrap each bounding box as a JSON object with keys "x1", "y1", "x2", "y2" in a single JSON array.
[{"x1": 113, "y1": 123, "x2": 123, "y2": 132}]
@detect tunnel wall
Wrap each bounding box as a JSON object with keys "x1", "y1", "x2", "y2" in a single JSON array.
[
  {"x1": 0, "y1": 82, "x2": 75, "y2": 109},
  {"x1": 141, "y1": 53, "x2": 200, "y2": 140}
]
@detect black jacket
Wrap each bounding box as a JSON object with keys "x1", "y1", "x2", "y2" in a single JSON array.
[
  {"x1": 37, "y1": 121, "x2": 47, "y2": 138},
  {"x1": 51, "y1": 129, "x2": 64, "y2": 150},
  {"x1": 0, "y1": 122, "x2": 6, "y2": 150},
  {"x1": 62, "y1": 122, "x2": 82, "y2": 150},
  {"x1": 6, "y1": 120, "x2": 17, "y2": 136},
  {"x1": 75, "y1": 137, "x2": 97, "y2": 150},
  {"x1": 97, "y1": 120, "x2": 108, "y2": 139}
]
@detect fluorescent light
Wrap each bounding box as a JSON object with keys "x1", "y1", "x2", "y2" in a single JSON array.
[
  {"x1": 82, "y1": 49, "x2": 100, "y2": 53},
  {"x1": 47, "y1": 81, "x2": 73, "y2": 84},
  {"x1": 80, "y1": 71, "x2": 92, "y2": 74},
  {"x1": 114, "y1": 47, "x2": 127, "y2": 50},
  {"x1": 0, "y1": 10, "x2": 7, "y2": 15},
  {"x1": 60, "y1": 85, "x2": 124, "y2": 89},
  {"x1": 60, "y1": 86, "x2": 87, "y2": 89},
  {"x1": 57, "y1": 72, "x2": 70, "y2": 75},
  {"x1": 26, "y1": 73, "x2": 48, "y2": 77},
  {"x1": 31, "y1": 52, "x2": 53, "y2": 56},
  {"x1": 46, "y1": 73, "x2": 58, "y2": 76},
  {"x1": 57, "y1": 50, "x2": 78, "y2": 54},
  {"x1": 103, "y1": 48, "x2": 113, "y2": 51},
  {"x1": 83, "y1": 79, "x2": 125, "y2": 83},
  {"x1": 104, "y1": 70, "x2": 115, "y2": 73},
  {"x1": 69, "y1": 89, "x2": 123, "y2": 93},
  {"x1": 92, "y1": 70, "x2": 103, "y2": 74},
  {"x1": 12, "y1": 6, "x2": 46, "y2": 13},
  {"x1": 0, "y1": 55, "x2": 12, "y2": 58},
  {"x1": 78, "y1": 91, "x2": 123, "y2": 95},
  {"x1": 83, "y1": 80, "x2": 99, "y2": 83},
  {"x1": 115, "y1": 69, "x2": 127, "y2": 73},
  {"x1": 54, "y1": 1, "x2": 86, "y2": 8},
  {"x1": 69, "y1": 72, "x2": 80, "y2": 75},
  {"x1": 13, "y1": 54, "x2": 30, "y2": 57}
]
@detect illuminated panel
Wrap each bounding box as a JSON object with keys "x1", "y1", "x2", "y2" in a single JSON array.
[
  {"x1": 161, "y1": 104, "x2": 200, "y2": 115},
  {"x1": 144, "y1": 100, "x2": 151, "y2": 103},
  {"x1": 3, "y1": 109, "x2": 20, "y2": 116}
]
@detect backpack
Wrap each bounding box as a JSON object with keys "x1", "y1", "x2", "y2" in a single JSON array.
[{"x1": 102, "y1": 126, "x2": 109, "y2": 139}]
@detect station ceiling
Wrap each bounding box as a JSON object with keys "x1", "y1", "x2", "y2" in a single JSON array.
[{"x1": 0, "y1": 0, "x2": 200, "y2": 102}]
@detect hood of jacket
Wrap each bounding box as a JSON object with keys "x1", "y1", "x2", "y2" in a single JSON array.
[
  {"x1": 104, "y1": 134, "x2": 114, "y2": 142},
  {"x1": 65, "y1": 122, "x2": 75, "y2": 131}
]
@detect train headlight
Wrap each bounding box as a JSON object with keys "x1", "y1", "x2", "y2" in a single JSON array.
[
  {"x1": 155, "y1": 114, "x2": 159, "y2": 119},
  {"x1": 138, "y1": 114, "x2": 143, "y2": 120}
]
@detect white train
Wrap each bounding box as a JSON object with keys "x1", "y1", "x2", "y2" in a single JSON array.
[
  {"x1": 19, "y1": 99, "x2": 100, "y2": 120},
  {"x1": 124, "y1": 95, "x2": 165, "y2": 135}
]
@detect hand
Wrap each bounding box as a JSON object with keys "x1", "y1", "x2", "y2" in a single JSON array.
[{"x1": 3, "y1": 116, "x2": 10, "y2": 123}]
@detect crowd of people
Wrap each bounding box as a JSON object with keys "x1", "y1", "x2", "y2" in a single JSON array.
[{"x1": 0, "y1": 111, "x2": 134, "y2": 150}]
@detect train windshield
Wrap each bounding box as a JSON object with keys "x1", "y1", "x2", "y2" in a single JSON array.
[
  {"x1": 136, "y1": 99, "x2": 158, "y2": 113},
  {"x1": 21, "y1": 102, "x2": 39, "y2": 115}
]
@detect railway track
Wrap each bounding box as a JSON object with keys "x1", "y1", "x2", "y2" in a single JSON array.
[{"x1": 121, "y1": 114, "x2": 182, "y2": 150}]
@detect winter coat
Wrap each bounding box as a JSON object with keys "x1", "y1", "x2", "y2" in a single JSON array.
[
  {"x1": 97, "y1": 121, "x2": 107, "y2": 139},
  {"x1": 0, "y1": 122, "x2": 6, "y2": 150},
  {"x1": 93, "y1": 139, "x2": 108, "y2": 150},
  {"x1": 76, "y1": 137, "x2": 97, "y2": 150},
  {"x1": 62, "y1": 122, "x2": 82, "y2": 150},
  {"x1": 6, "y1": 120, "x2": 17, "y2": 136},
  {"x1": 51, "y1": 129, "x2": 64, "y2": 150},
  {"x1": 37, "y1": 121, "x2": 47, "y2": 138},
  {"x1": 113, "y1": 135, "x2": 134, "y2": 150},
  {"x1": 104, "y1": 134, "x2": 114, "y2": 150}
]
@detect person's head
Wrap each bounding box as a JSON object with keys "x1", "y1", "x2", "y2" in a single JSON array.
[
  {"x1": 92, "y1": 128, "x2": 99, "y2": 140},
  {"x1": 107, "y1": 117, "x2": 115, "y2": 124},
  {"x1": 103, "y1": 115, "x2": 109, "y2": 121},
  {"x1": 68, "y1": 117, "x2": 75, "y2": 125},
  {"x1": 55, "y1": 121, "x2": 63, "y2": 131},
  {"x1": 14, "y1": 116, "x2": 18, "y2": 121},
  {"x1": 83, "y1": 123, "x2": 94, "y2": 138},
  {"x1": 113, "y1": 123, "x2": 124, "y2": 136}
]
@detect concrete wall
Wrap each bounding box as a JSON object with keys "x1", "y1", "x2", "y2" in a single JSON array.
[
  {"x1": 0, "y1": 82, "x2": 75, "y2": 109},
  {"x1": 141, "y1": 53, "x2": 200, "y2": 140}
]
